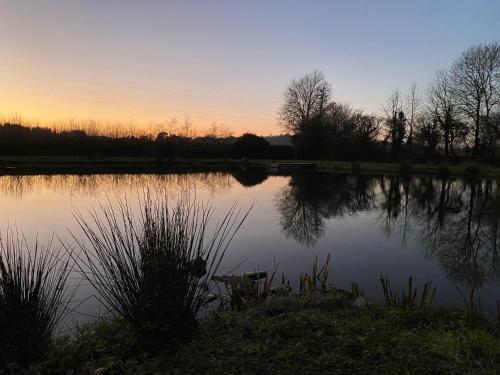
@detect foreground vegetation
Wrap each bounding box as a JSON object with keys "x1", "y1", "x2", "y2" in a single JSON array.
[
  {"x1": 20, "y1": 297, "x2": 500, "y2": 374},
  {"x1": 2, "y1": 192, "x2": 500, "y2": 373},
  {"x1": 1, "y1": 194, "x2": 251, "y2": 371},
  {"x1": 0, "y1": 232, "x2": 73, "y2": 368}
]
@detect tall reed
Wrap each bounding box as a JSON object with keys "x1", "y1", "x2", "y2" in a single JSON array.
[
  {"x1": 380, "y1": 276, "x2": 436, "y2": 309},
  {"x1": 71, "y1": 193, "x2": 250, "y2": 343},
  {"x1": 0, "y1": 231, "x2": 72, "y2": 367},
  {"x1": 456, "y1": 286, "x2": 480, "y2": 323}
]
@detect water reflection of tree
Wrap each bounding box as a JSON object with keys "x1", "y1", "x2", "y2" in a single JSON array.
[
  {"x1": 419, "y1": 179, "x2": 500, "y2": 287},
  {"x1": 379, "y1": 175, "x2": 413, "y2": 244},
  {"x1": 231, "y1": 169, "x2": 269, "y2": 187},
  {"x1": 277, "y1": 172, "x2": 500, "y2": 288},
  {"x1": 378, "y1": 175, "x2": 500, "y2": 288},
  {"x1": 275, "y1": 173, "x2": 376, "y2": 246}
]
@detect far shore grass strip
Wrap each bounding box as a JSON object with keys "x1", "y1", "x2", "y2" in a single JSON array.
[{"x1": 1, "y1": 157, "x2": 500, "y2": 177}]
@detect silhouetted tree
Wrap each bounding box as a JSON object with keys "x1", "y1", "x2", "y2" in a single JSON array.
[
  {"x1": 279, "y1": 71, "x2": 331, "y2": 157},
  {"x1": 405, "y1": 82, "x2": 421, "y2": 151},
  {"x1": 415, "y1": 115, "x2": 440, "y2": 157},
  {"x1": 383, "y1": 90, "x2": 406, "y2": 160},
  {"x1": 451, "y1": 42, "x2": 500, "y2": 157},
  {"x1": 231, "y1": 133, "x2": 270, "y2": 159},
  {"x1": 427, "y1": 71, "x2": 460, "y2": 158},
  {"x1": 391, "y1": 111, "x2": 406, "y2": 160}
]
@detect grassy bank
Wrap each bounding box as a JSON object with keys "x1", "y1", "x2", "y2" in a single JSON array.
[
  {"x1": 24, "y1": 297, "x2": 500, "y2": 374},
  {"x1": 313, "y1": 160, "x2": 500, "y2": 177},
  {"x1": 1, "y1": 156, "x2": 500, "y2": 177},
  {"x1": 0, "y1": 156, "x2": 245, "y2": 175}
]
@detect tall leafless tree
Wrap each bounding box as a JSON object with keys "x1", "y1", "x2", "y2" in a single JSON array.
[
  {"x1": 351, "y1": 111, "x2": 381, "y2": 143},
  {"x1": 451, "y1": 42, "x2": 500, "y2": 157},
  {"x1": 415, "y1": 114, "x2": 440, "y2": 155},
  {"x1": 383, "y1": 89, "x2": 405, "y2": 159},
  {"x1": 383, "y1": 89, "x2": 403, "y2": 120},
  {"x1": 482, "y1": 43, "x2": 500, "y2": 161},
  {"x1": 279, "y1": 70, "x2": 332, "y2": 134},
  {"x1": 405, "y1": 82, "x2": 421, "y2": 149},
  {"x1": 428, "y1": 71, "x2": 458, "y2": 158}
]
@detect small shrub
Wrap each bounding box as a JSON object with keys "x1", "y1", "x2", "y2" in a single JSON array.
[
  {"x1": 0, "y1": 231, "x2": 72, "y2": 367},
  {"x1": 71, "y1": 193, "x2": 250, "y2": 346}
]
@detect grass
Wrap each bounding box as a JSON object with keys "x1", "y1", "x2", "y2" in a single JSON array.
[
  {"x1": 27, "y1": 296, "x2": 500, "y2": 374},
  {"x1": 0, "y1": 231, "x2": 73, "y2": 368},
  {"x1": 0, "y1": 156, "x2": 249, "y2": 175},
  {"x1": 69, "y1": 193, "x2": 250, "y2": 346}
]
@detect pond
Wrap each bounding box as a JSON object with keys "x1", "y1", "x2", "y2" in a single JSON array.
[{"x1": 1, "y1": 170, "x2": 499, "y2": 330}]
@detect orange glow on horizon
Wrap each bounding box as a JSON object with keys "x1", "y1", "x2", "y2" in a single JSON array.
[{"x1": 0, "y1": 90, "x2": 281, "y2": 137}]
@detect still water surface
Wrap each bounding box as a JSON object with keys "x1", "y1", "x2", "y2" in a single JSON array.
[{"x1": 1, "y1": 171, "x2": 499, "y2": 327}]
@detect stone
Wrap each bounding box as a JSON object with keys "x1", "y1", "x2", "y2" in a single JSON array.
[
  {"x1": 352, "y1": 296, "x2": 367, "y2": 309},
  {"x1": 269, "y1": 284, "x2": 292, "y2": 296}
]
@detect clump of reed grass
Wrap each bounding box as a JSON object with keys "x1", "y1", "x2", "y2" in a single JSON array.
[
  {"x1": 380, "y1": 276, "x2": 436, "y2": 309},
  {"x1": 351, "y1": 282, "x2": 363, "y2": 298},
  {"x1": 0, "y1": 231, "x2": 72, "y2": 367},
  {"x1": 71, "y1": 193, "x2": 250, "y2": 344},
  {"x1": 456, "y1": 286, "x2": 481, "y2": 324},
  {"x1": 299, "y1": 254, "x2": 331, "y2": 294}
]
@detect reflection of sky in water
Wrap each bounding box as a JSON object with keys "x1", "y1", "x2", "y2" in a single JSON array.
[{"x1": 0, "y1": 172, "x2": 499, "y2": 329}]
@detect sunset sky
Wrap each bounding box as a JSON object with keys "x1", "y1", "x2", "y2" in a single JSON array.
[{"x1": 1, "y1": 0, "x2": 499, "y2": 136}]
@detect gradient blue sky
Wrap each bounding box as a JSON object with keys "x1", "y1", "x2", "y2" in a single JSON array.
[{"x1": 0, "y1": 0, "x2": 499, "y2": 135}]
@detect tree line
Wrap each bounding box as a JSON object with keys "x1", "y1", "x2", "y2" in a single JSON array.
[
  {"x1": 2, "y1": 41, "x2": 499, "y2": 162},
  {"x1": 279, "y1": 42, "x2": 500, "y2": 162},
  {"x1": 0, "y1": 123, "x2": 293, "y2": 159}
]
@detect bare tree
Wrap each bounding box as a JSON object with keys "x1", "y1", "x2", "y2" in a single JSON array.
[
  {"x1": 324, "y1": 102, "x2": 353, "y2": 129},
  {"x1": 482, "y1": 43, "x2": 500, "y2": 161},
  {"x1": 428, "y1": 71, "x2": 458, "y2": 158},
  {"x1": 415, "y1": 114, "x2": 440, "y2": 155},
  {"x1": 451, "y1": 42, "x2": 500, "y2": 157},
  {"x1": 405, "y1": 82, "x2": 421, "y2": 149},
  {"x1": 383, "y1": 89, "x2": 405, "y2": 159},
  {"x1": 279, "y1": 70, "x2": 332, "y2": 134},
  {"x1": 383, "y1": 89, "x2": 403, "y2": 120},
  {"x1": 351, "y1": 111, "x2": 381, "y2": 143}
]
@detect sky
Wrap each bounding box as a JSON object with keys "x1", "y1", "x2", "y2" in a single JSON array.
[{"x1": 0, "y1": 0, "x2": 499, "y2": 136}]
